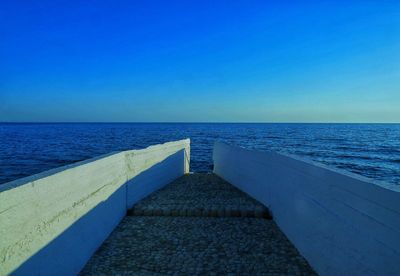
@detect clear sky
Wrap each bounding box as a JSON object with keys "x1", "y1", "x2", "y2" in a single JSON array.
[{"x1": 0, "y1": 1, "x2": 399, "y2": 123}]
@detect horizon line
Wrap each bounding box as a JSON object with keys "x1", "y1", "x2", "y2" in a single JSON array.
[{"x1": 1, "y1": 121, "x2": 399, "y2": 124}]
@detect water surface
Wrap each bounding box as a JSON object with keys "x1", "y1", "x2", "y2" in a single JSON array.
[{"x1": 0, "y1": 123, "x2": 399, "y2": 185}]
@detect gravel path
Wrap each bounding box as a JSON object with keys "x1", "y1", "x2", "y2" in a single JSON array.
[{"x1": 80, "y1": 173, "x2": 316, "y2": 275}]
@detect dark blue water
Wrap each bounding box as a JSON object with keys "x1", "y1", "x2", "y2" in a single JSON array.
[{"x1": 0, "y1": 123, "x2": 399, "y2": 185}]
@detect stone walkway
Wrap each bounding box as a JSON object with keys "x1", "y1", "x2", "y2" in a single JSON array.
[
  {"x1": 128, "y1": 173, "x2": 271, "y2": 219},
  {"x1": 80, "y1": 173, "x2": 316, "y2": 275}
]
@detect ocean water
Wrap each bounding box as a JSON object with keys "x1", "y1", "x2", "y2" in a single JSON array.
[{"x1": 0, "y1": 123, "x2": 399, "y2": 186}]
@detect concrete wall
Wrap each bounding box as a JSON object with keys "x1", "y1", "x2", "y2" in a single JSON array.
[
  {"x1": 213, "y1": 141, "x2": 400, "y2": 276},
  {"x1": 0, "y1": 139, "x2": 190, "y2": 276}
]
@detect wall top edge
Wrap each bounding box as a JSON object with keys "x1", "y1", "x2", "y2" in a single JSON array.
[
  {"x1": 0, "y1": 139, "x2": 191, "y2": 193},
  {"x1": 123, "y1": 138, "x2": 190, "y2": 155},
  {"x1": 214, "y1": 141, "x2": 400, "y2": 193}
]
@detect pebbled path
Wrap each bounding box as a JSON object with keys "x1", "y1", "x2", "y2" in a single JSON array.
[{"x1": 80, "y1": 173, "x2": 316, "y2": 275}]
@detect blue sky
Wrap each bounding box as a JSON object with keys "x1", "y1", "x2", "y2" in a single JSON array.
[{"x1": 0, "y1": 1, "x2": 399, "y2": 122}]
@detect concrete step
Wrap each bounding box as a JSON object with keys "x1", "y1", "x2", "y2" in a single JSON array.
[
  {"x1": 127, "y1": 173, "x2": 272, "y2": 219},
  {"x1": 127, "y1": 205, "x2": 271, "y2": 219}
]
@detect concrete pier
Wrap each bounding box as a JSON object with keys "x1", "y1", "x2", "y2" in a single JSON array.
[
  {"x1": 4, "y1": 139, "x2": 397, "y2": 275},
  {"x1": 81, "y1": 174, "x2": 315, "y2": 275}
]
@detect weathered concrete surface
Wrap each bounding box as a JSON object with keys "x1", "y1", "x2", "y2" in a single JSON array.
[
  {"x1": 0, "y1": 139, "x2": 190, "y2": 275},
  {"x1": 213, "y1": 141, "x2": 400, "y2": 276},
  {"x1": 81, "y1": 174, "x2": 315, "y2": 275}
]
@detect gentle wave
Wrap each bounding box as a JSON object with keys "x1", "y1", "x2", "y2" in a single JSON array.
[{"x1": 0, "y1": 123, "x2": 399, "y2": 185}]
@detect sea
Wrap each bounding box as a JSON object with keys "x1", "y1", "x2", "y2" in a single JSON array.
[{"x1": 0, "y1": 123, "x2": 399, "y2": 186}]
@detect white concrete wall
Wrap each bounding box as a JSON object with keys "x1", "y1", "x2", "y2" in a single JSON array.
[
  {"x1": 213, "y1": 141, "x2": 400, "y2": 276},
  {"x1": 0, "y1": 139, "x2": 190, "y2": 276}
]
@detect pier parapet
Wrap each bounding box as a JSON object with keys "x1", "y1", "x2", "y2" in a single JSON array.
[
  {"x1": 0, "y1": 139, "x2": 190, "y2": 275},
  {"x1": 213, "y1": 141, "x2": 400, "y2": 276}
]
